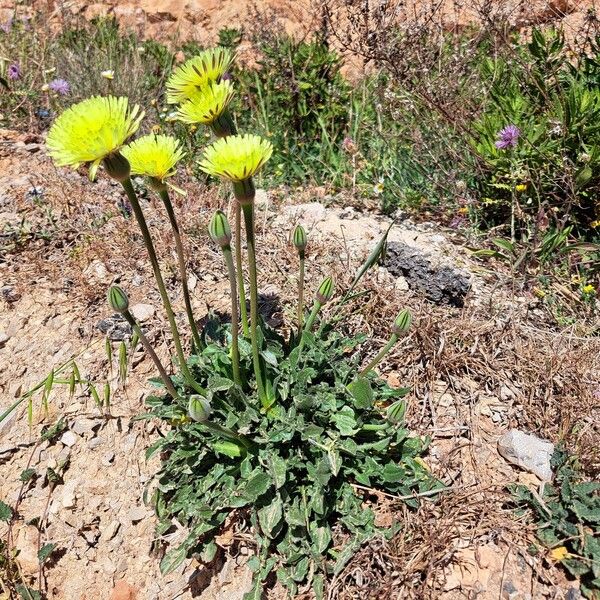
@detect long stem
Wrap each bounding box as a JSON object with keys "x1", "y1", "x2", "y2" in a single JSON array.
[
  {"x1": 297, "y1": 300, "x2": 322, "y2": 357},
  {"x1": 121, "y1": 179, "x2": 203, "y2": 394},
  {"x1": 241, "y1": 202, "x2": 266, "y2": 404},
  {"x1": 222, "y1": 246, "x2": 241, "y2": 386},
  {"x1": 360, "y1": 334, "x2": 398, "y2": 376},
  {"x1": 122, "y1": 310, "x2": 179, "y2": 399},
  {"x1": 158, "y1": 188, "x2": 202, "y2": 351},
  {"x1": 297, "y1": 253, "x2": 305, "y2": 335},
  {"x1": 235, "y1": 203, "x2": 249, "y2": 337}
]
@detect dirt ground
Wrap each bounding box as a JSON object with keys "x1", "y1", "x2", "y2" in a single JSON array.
[{"x1": 1, "y1": 127, "x2": 599, "y2": 599}]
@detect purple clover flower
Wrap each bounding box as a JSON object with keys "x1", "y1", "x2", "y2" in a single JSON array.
[
  {"x1": 495, "y1": 124, "x2": 520, "y2": 150},
  {"x1": 49, "y1": 78, "x2": 70, "y2": 95},
  {"x1": 7, "y1": 63, "x2": 20, "y2": 80}
]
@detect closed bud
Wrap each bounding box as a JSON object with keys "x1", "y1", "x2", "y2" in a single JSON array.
[
  {"x1": 293, "y1": 224, "x2": 307, "y2": 253},
  {"x1": 102, "y1": 152, "x2": 131, "y2": 182},
  {"x1": 392, "y1": 309, "x2": 412, "y2": 336},
  {"x1": 188, "y1": 395, "x2": 211, "y2": 423},
  {"x1": 108, "y1": 285, "x2": 129, "y2": 313},
  {"x1": 208, "y1": 210, "x2": 232, "y2": 247},
  {"x1": 316, "y1": 276, "x2": 334, "y2": 304}
]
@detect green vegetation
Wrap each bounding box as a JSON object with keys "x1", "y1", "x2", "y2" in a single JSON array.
[{"x1": 511, "y1": 449, "x2": 600, "y2": 599}]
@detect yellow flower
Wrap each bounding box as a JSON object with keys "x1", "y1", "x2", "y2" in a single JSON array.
[
  {"x1": 515, "y1": 183, "x2": 527, "y2": 192},
  {"x1": 591, "y1": 220, "x2": 600, "y2": 228},
  {"x1": 122, "y1": 134, "x2": 185, "y2": 182},
  {"x1": 549, "y1": 546, "x2": 570, "y2": 561},
  {"x1": 199, "y1": 134, "x2": 272, "y2": 182},
  {"x1": 101, "y1": 69, "x2": 115, "y2": 80},
  {"x1": 46, "y1": 96, "x2": 144, "y2": 180},
  {"x1": 583, "y1": 284, "x2": 596, "y2": 295},
  {"x1": 166, "y1": 47, "x2": 233, "y2": 104},
  {"x1": 176, "y1": 80, "x2": 234, "y2": 125}
]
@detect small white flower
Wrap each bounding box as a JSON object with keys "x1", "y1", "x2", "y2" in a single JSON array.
[
  {"x1": 373, "y1": 178, "x2": 385, "y2": 196},
  {"x1": 101, "y1": 69, "x2": 114, "y2": 80}
]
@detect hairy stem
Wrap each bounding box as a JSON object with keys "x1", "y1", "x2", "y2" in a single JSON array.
[
  {"x1": 120, "y1": 179, "x2": 203, "y2": 394},
  {"x1": 297, "y1": 300, "x2": 322, "y2": 357},
  {"x1": 241, "y1": 202, "x2": 266, "y2": 404},
  {"x1": 297, "y1": 252, "x2": 305, "y2": 334},
  {"x1": 222, "y1": 245, "x2": 242, "y2": 386},
  {"x1": 360, "y1": 334, "x2": 398, "y2": 376},
  {"x1": 158, "y1": 188, "x2": 202, "y2": 351},
  {"x1": 122, "y1": 310, "x2": 179, "y2": 399},
  {"x1": 235, "y1": 203, "x2": 249, "y2": 337}
]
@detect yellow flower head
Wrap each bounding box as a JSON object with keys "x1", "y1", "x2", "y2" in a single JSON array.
[
  {"x1": 166, "y1": 47, "x2": 233, "y2": 104},
  {"x1": 583, "y1": 284, "x2": 596, "y2": 295},
  {"x1": 122, "y1": 134, "x2": 185, "y2": 182},
  {"x1": 199, "y1": 134, "x2": 273, "y2": 182},
  {"x1": 515, "y1": 183, "x2": 527, "y2": 192},
  {"x1": 46, "y1": 96, "x2": 144, "y2": 180},
  {"x1": 176, "y1": 80, "x2": 234, "y2": 125}
]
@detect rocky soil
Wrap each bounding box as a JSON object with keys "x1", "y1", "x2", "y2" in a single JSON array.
[{"x1": 2, "y1": 127, "x2": 599, "y2": 599}]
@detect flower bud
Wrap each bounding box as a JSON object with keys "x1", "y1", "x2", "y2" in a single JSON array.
[
  {"x1": 392, "y1": 309, "x2": 412, "y2": 336},
  {"x1": 293, "y1": 224, "x2": 307, "y2": 253},
  {"x1": 188, "y1": 395, "x2": 212, "y2": 423},
  {"x1": 103, "y1": 152, "x2": 131, "y2": 182},
  {"x1": 108, "y1": 285, "x2": 129, "y2": 314},
  {"x1": 316, "y1": 276, "x2": 334, "y2": 305},
  {"x1": 208, "y1": 210, "x2": 232, "y2": 247}
]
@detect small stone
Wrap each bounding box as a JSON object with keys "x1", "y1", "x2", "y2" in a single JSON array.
[
  {"x1": 60, "y1": 430, "x2": 78, "y2": 448},
  {"x1": 87, "y1": 437, "x2": 103, "y2": 450},
  {"x1": 14, "y1": 525, "x2": 39, "y2": 574},
  {"x1": 394, "y1": 276, "x2": 409, "y2": 291},
  {"x1": 254, "y1": 188, "x2": 269, "y2": 209},
  {"x1": 131, "y1": 274, "x2": 144, "y2": 286},
  {"x1": 188, "y1": 273, "x2": 197, "y2": 290},
  {"x1": 61, "y1": 479, "x2": 78, "y2": 509},
  {"x1": 129, "y1": 506, "x2": 148, "y2": 523},
  {"x1": 130, "y1": 303, "x2": 155, "y2": 322},
  {"x1": 72, "y1": 418, "x2": 98, "y2": 436},
  {"x1": 497, "y1": 429, "x2": 554, "y2": 481},
  {"x1": 0, "y1": 331, "x2": 9, "y2": 348},
  {"x1": 101, "y1": 519, "x2": 121, "y2": 542},
  {"x1": 84, "y1": 259, "x2": 109, "y2": 283},
  {"x1": 101, "y1": 451, "x2": 115, "y2": 466}
]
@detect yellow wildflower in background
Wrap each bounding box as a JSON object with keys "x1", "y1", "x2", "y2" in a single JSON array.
[
  {"x1": 166, "y1": 47, "x2": 233, "y2": 104},
  {"x1": 199, "y1": 134, "x2": 272, "y2": 182},
  {"x1": 46, "y1": 96, "x2": 144, "y2": 180},
  {"x1": 583, "y1": 284, "x2": 596, "y2": 295},
  {"x1": 122, "y1": 134, "x2": 185, "y2": 183},
  {"x1": 591, "y1": 220, "x2": 600, "y2": 228},
  {"x1": 515, "y1": 183, "x2": 527, "y2": 192},
  {"x1": 176, "y1": 80, "x2": 234, "y2": 125}
]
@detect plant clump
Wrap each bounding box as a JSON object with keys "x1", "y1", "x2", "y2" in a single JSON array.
[{"x1": 45, "y1": 45, "x2": 438, "y2": 597}]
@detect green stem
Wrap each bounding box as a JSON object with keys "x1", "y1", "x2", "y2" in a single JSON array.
[
  {"x1": 200, "y1": 421, "x2": 253, "y2": 449},
  {"x1": 122, "y1": 310, "x2": 179, "y2": 399},
  {"x1": 360, "y1": 334, "x2": 398, "y2": 376},
  {"x1": 120, "y1": 179, "x2": 203, "y2": 394},
  {"x1": 297, "y1": 253, "x2": 305, "y2": 335},
  {"x1": 235, "y1": 202, "x2": 249, "y2": 337},
  {"x1": 158, "y1": 188, "x2": 202, "y2": 352},
  {"x1": 222, "y1": 245, "x2": 241, "y2": 386},
  {"x1": 297, "y1": 300, "x2": 322, "y2": 357},
  {"x1": 241, "y1": 202, "x2": 266, "y2": 405}
]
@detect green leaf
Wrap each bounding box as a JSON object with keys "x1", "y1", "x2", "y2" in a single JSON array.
[
  {"x1": 310, "y1": 523, "x2": 332, "y2": 554},
  {"x1": 347, "y1": 378, "x2": 374, "y2": 409},
  {"x1": 16, "y1": 585, "x2": 42, "y2": 600},
  {"x1": 20, "y1": 468, "x2": 36, "y2": 483},
  {"x1": 313, "y1": 574, "x2": 324, "y2": 600},
  {"x1": 572, "y1": 500, "x2": 600, "y2": 524},
  {"x1": 0, "y1": 500, "x2": 13, "y2": 522},
  {"x1": 331, "y1": 406, "x2": 358, "y2": 436},
  {"x1": 242, "y1": 580, "x2": 263, "y2": 600},
  {"x1": 327, "y1": 449, "x2": 342, "y2": 477},
  {"x1": 160, "y1": 544, "x2": 188, "y2": 575},
  {"x1": 268, "y1": 454, "x2": 287, "y2": 489},
  {"x1": 38, "y1": 542, "x2": 56, "y2": 564},
  {"x1": 213, "y1": 441, "x2": 244, "y2": 458},
  {"x1": 258, "y1": 497, "x2": 283, "y2": 538},
  {"x1": 207, "y1": 376, "x2": 234, "y2": 392},
  {"x1": 200, "y1": 541, "x2": 218, "y2": 563},
  {"x1": 244, "y1": 472, "x2": 271, "y2": 501}
]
